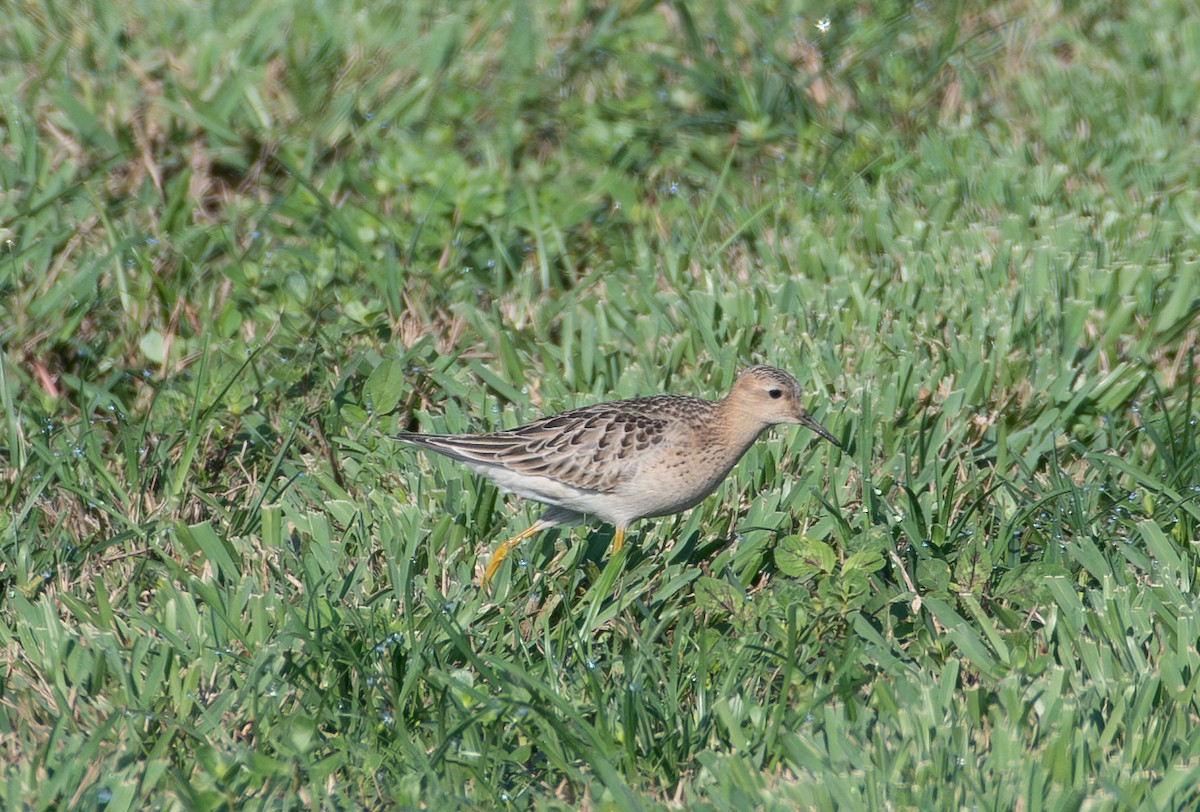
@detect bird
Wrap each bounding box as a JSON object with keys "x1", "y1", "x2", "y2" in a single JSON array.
[{"x1": 395, "y1": 365, "x2": 840, "y2": 585}]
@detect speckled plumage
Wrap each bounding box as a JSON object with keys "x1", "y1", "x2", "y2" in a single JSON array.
[{"x1": 396, "y1": 365, "x2": 840, "y2": 585}]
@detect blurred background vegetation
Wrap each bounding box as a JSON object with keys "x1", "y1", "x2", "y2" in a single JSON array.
[{"x1": 2, "y1": 0, "x2": 1199, "y2": 808}]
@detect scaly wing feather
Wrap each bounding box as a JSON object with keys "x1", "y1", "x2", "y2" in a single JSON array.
[{"x1": 396, "y1": 396, "x2": 700, "y2": 492}]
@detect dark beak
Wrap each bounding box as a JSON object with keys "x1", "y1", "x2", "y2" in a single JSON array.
[{"x1": 800, "y1": 411, "x2": 841, "y2": 448}]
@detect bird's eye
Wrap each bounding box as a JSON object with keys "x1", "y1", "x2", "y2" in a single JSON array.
[{"x1": 768, "y1": 388, "x2": 783, "y2": 399}]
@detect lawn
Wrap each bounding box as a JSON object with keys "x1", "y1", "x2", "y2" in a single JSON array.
[{"x1": 3, "y1": 0, "x2": 1199, "y2": 808}]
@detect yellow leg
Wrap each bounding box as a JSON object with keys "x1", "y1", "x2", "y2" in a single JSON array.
[
  {"x1": 611, "y1": 526, "x2": 625, "y2": 554},
  {"x1": 479, "y1": 522, "x2": 544, "y2": 587}
]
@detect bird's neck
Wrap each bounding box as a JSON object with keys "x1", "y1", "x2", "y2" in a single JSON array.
[{"x1": 714, "y1": 398, "x2": 772, "y2": 455}]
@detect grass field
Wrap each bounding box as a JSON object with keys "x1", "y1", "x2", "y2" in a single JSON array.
[{"x1": 3, "y1": 0, "x2": 1200, "y2": 808}]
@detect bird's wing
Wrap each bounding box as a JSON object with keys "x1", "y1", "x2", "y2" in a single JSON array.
[{"x1": 396, "y1": 398, "x2": 679, "y2": 492}]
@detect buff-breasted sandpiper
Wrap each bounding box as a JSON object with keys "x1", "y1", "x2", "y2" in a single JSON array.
[{"x1": 396, "y1": 365, "x2": 840, "y2": 585}]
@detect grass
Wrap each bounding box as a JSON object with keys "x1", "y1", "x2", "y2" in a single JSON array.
[{"x1": 3, "y1": 0, "x2": 1200, "y2": 808}]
